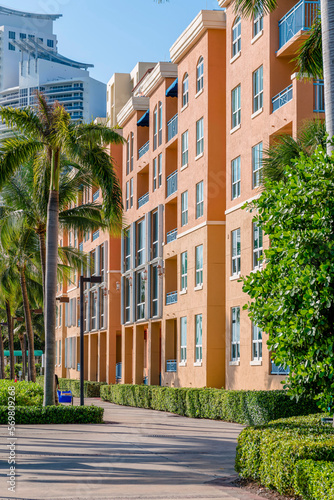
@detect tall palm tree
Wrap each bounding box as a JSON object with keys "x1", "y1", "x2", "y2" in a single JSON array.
[
  {"x1": 0, "y1": 94, "x2": 123, "y2": 405},
  {"x1": 0, "y1": 323, "x2": 5, "y2": 379}
]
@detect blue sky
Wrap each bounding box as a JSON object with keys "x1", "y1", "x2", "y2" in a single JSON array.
[{"x1": 5, "y1": 0, "x2": 220, "y2": 84}]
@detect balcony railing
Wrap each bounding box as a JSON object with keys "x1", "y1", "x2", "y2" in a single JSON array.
[
  {"x1": 167, "y1": 114, "x2": 178, "y2": 142},
  {"x1": 138, "y1": 140, "x2": 149, "y2": 159},
  {"x1": 272, "y1": 84, "x2": 293, "y2": 112},
  {"x1": 138, "y1": 192, "x2": 149, "y2": 208},
  {"x1": 314, "y1": 80, "x2": 324, "y2": 112},
  {"x1": 116, "y1": 362, "x2": 122, "y2": 381},
  {"x1": 279, "y1": 0, "x2": 320, "y2": 49},
  {"x1": 166, "y1": 291, "x2": 177, "y2": 305},
  {"x1": 166, "y1": 360, "x2": 177, "y2": 372},
  {"x1": 167, "y1": 170, "x2": 177, "y2": 197},
  {"x1": 166, "y1": 228, "x2": 177, "y2": 244},
  {"x1": 271, "y1": 361, "x2": 290, "y2": 375}
]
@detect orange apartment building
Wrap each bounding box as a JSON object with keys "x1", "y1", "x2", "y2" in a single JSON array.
[
  {"x1": 119, "y1": 10, "x2": 227, "y2": 388},
  {"x1": 219, "y1": 0, "x2": 323, "y2": 389}
]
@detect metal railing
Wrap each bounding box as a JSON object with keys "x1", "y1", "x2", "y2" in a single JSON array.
[
  {"x1": 166, "y1": 291, "x2": 177, "y2": 305},
  {"x1": 138, "y1": 140, "x2": 149, "y2": 159},
  {"x1": 166, "y1": 228, "x2": 177, "y2": 243},
  {"x1": 167, "y1": 114, "x2": 178, "y2": 142},
  {"x1": 272, "y1": 84, "x2": 293, "y2": 112},
  {"x1": 314, "y1": 80, "x2": 324, "y2": 112},
  {"x1": 167, "y1": 170, "x2": 177, "y2": 197},
  {"x1": 116, "y1": 362, "x2": 122, "y2": 381},
  {"x1": 279, "y1": 0, "x2": 320, "y2": 49},
  {"x1": 138, "y1": 192, "x2": 149, "y2": 208},
  {"x1": 271, "y1": 361, "x2": 290, "y2": 375},
  {"x1": 166, "y1": 360, "x2": 177, "y2": 372}
]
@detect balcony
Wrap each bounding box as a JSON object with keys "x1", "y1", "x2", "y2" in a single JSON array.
[
  {"x1": 167, "y1": 114, "x2": 178, "y2": 142},
  {"x1": 314, "y1": 80, "x2": 324, "y2": 112},
  {"x1": 166, "y1": 291, "x2": 177, "y2": 305},
  {"x1": 166, "y1": 360, "x2": 177, "y2": 372},
  {"x1": 116, "y1": 362, "x2": 122, "y2": 382},
  {"x1": 272, "y1": 84, "x2": 293, "y2": 112},
  {"x1": 167, "y1": 170, "x2": 177, "y2": 197},
  {"x1": 138, "y1": 140, "x2": 149, "y2": 159},
  {"x1": 138, "y1": 192, "x2": 149, "y2": 208},
  {"x1": 278, "y1": 0, "x2": 320, "y2": 51},
  {"x1": 166, "y1": 228, "x2": 177, "y2": 244}
]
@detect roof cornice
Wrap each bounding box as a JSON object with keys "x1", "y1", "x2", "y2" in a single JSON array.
[
  {"x1": 117, "y1": 96, "x2": 149, "y2": 127},
  {"x1": 217, "y1": 0, "x2": 232, "y2": 7},
  {"x1": 170, "y1": 10, "x2": 226, "y2": 64},
  {"x1": 0, "y1": 6, "x2": 61, "y2": 20},
  {"x1": 139, "y1": 62, "x2": 178, "y2": 97}
]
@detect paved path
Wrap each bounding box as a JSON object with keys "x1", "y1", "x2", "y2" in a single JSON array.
[{"x1": 0, "y1": 398, "x2": 262, "y2": 500}]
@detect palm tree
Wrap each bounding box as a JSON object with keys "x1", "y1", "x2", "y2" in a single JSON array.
[
  {"x1": 0, "y1": 322, "x2": 5, "y2": 379},
  {"x1": 0, "y1": 94, "x2": 123, "y2": 405}
]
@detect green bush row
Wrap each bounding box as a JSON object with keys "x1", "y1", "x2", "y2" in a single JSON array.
[
  {"x1": 235, "y1": 414, "x2": 334, "y2": 496},
  {"x1": 0, "y1": 380, "x2": 43, "y2": 406},
  {"x1": 0, "y1": 404, "x2": 104, "y2": 424},
  {"x1": 5, "y1": 363, "x2": 42, "y2": 378},
  {"x1": 36, "y1": 376, "x2": 106, "y2": 397},
  {"x1": 294, "y1": 459, "x2": 334, "y2": 500},
  {"x1": 100, "y1": 384, "x2": 318, "y2": 425}
]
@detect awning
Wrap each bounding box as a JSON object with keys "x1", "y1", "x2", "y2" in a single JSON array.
[
  {"x1": 4, "y1": 350, "x2": 44, "y2": 357},
  {"x1": 166, "y1": 78, "x2": 178, "y2": 98},
  {"x1": 137, "y1": 109, "x2": 149, "y2": 127}
]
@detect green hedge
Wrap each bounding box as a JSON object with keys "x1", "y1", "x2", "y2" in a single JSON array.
[
  {"x1": 0, "y1": 380, "x2": 43, "y2": 406},
  {"x1": 294, "y1": 459, "x2": 334, "y2": 500},
  {"x1": 100, "y1": 384, "x2": 318, "y2": 425},
  {"x1": 0, "y1": 404, "x2": 104, "y2": 424},
  {"x1": 36, "y1": 376, "x2": 106, "y2": 397},
  {"x1": 236, "y1": 414, "x2": 334, "y2": 496}
]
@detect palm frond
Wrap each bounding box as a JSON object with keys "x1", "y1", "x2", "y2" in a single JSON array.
[
  {"x1": 59, "y1": 203, "x2": 107, "y2": 231},
  {"x1": 0, "y1": 106, "x2": 43, "y2": 137},
  {"x1": 295, "y1": 17, "x2": 323, "y2": 79},
  {"x1": 233, "y1": 0, "x2": 277, "y2": 18},
  {"x1": 0, "y1": 137, "x2": 43, "y2": 188},
  {"x1": 58, "y1": 246, "x2": 89, "y2": 272},
  {"x1": 71, "y1": 122, "x2": 125, "y2": 147}
]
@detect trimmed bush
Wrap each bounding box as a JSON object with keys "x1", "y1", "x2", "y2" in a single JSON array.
[
  {"x1": 0, "y1": 404, "x2": 104, "y2": 424},
  {"x1": 36, "y1": 376, "x2": 106, "y2": 397},
  {"x1": 236, "y1": 414, "x2": 334, "y2": 496},
  {"x1": 100, "y1": 384, "x2": 318, "y2": 425},
  {"x1": 294, "y1": 459, "x2": 334, "y2": 500},
  {"x1": 0, "y1": 380, "x2": 43, "y2": 406}
]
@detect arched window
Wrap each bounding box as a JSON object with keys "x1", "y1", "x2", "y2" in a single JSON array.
[
  {"x1": 158, "y1": 101, "x2": 162, "y2": 146},
  {"x1": 197, "y1": 57, "x2": 204, "y2": 93},
  {"x1": 232, "y1": 17, "x2": 241, "y2": 57},
  {"x1": 130, "y1": 132, "x2": 134, "y2": 171},
  {"x1": 182, "y1": 73, "x2": 189, "y2": 107},
  {"x1": 126, "y1": 135, "x2": 130, "y2": 175},
  {"x1": 153, "y1": 105, "x2": 158, "y2": 150}
]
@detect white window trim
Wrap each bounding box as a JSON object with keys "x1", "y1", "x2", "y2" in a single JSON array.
[
  {"x1": 230, "y1": 51, "x2": 241, "y2": 64},
  {"x1": 179, "y1": 289, "x2": 187, "y2": 296},
  {"x1": 179, "y1": 361, "x2": 187, "y2": 367},
  {"x1": 195, "y1": 152, "x2": 204, "y2": 161},
  {"x1": 251, "y1": 30, "x2": 263, "y2": 45},
  {"x1": 251, "y1": 107, "x2": 263, "y2": 119},
  {"x1": 195, "y1": 88, "x2": 204, "y2": 99},
  {"x1": 180, "y1": 163, "x2": 188, "y2": 172},
  {"x1": 180, "y1": 103, "x2": 188, "y2": 113},
  {"x1": 229, "y1": 273, "x2": 240, "y2": 281},
  {"x1": 230, "y1": 123, "x2": 241, "y2": 135},
  {"x1": 229, "y1": 360, "x2": 240, "y2": 366},
  {"x1": 250, "y1": 360, "x2": 262, "y2": 366},
  {"x1": 193, "y1": 361, "x2": 202, "y2": 367},
  {"x1": 194, "y1": 284, "x2": 203, "y2": 291}
]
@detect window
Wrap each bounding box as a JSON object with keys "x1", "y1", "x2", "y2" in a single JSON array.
[
  {"x1": 181, "y1": 251, "x2": 187, "y2": 291},
  {"x1": 180, "y1": 317, "x2": 187, "y2": 362},
  {"x1": 92, "y1": 230, "x2": 99, "y2": 241},
  {"x1": 252, "y1": 324, "x2": 262, "y2": 361},
  {"x1": 195, "y1": 245, "x2": 203, "y2": 287},
  {"x1": 126, "y1": 135, "x2": 130, "y2": 175},
  {"x1": 99, "y1": 243, "x2": 105, "y2": 281},
  {"x1": 20, "y1": 33, "x2": 26, "y2": 39},
  {"x1": 195, "y1": 314, "x2": 203, "y2": 363},
  {"x1": 196, "y1": 181, "x2": 204, "y2": 218},
  {"x1": 8, "y1": 43, "x2": 15, "y2": 51},
  {"x1": 253, "y1": 221, "x2": 263, "y2": 269},
  {"x1": 231, "y1": 307, "x2": 240, "y2": 361},
  {"x1": 59, "y1": 339, "x2": 61, "y2": 365},
  {"x1": 232, "y1": 157, "x2": 241, "y2": 200},
  {"x1": 59, "y1": 304, "x2": 62, "y2": 327},
  {"x1": 181, "y1": 131, "x2": 188, "y2": 167},
  {"x1": 93, "y1": 189, "x2": 99, "y2": 202},
  {"x1": 137, "y1": 219, "x2": 146, "y2": 266},
  {"x1": 253, "y1": 9, "x2": 263, "y2": 37},
  {"x1": 232, "y1": 17, "x2": 241, "y2": 56},
  {"x1": 137, "y1": 270, "x2": 146, "y2": 320},
  {"x1": 130, "y1": 133, "x2": 134, "y2": 172},
  {"x1": 232, "y1": 85, "x2": 241, "y2": 129},
  {"x1": 158, "y1": 101, "x2": 163, "y2": 146},
  {"x1": 125, "y1": 276, "x2": 131, "y2": 323},
  {"x1": 151, "y1": 265, "x2": 158, "y2": 317},
  {"x1": 232, "y1": 228, "x2": 241, "y2": 276},
  {"x1": 152, "y1": 211, "x2": 158, "y2": 259},
  {"x1": 9, "y1": 31, "x2": 15, "y2": 40},
  {"x1": 99, "y1": 286, "x2": 105, "y2": 329},
  {"x1": 153, "y1": 106, "x2": 158, "y2": 150},
  {"x1": 130, "y1": 178, "x2": 134, "y2": 208},
  {"x1": 181, "y1": 191, "x2": 188, "y2": 226},
  {"x1": 47, "y1": 39, "x2": 54, "y2": 48},
  {"x1": 252, "y1": 142, "x2": 263, "y2": 188},
  {"x1": 153, "y1": 158, "x2": 157, "y2": 191},
  {"x1": 196, "y1": 118, "x2": 204, "y2": 156},
  {"x1": 253, "y1": 66, "x2": 263, "y2": 113},
  {"x1": 197, "y1": 57, "x2": 204, "y2": 93},
  {"x1": 126, "y1": 181, "x2": 129, "y2": 210},
  {"x1": 158, "y1": 154, "x2": 162, "y2": 187},
  {"x1": 182, "y1": 73, "x2": 189, "y2": 107}
]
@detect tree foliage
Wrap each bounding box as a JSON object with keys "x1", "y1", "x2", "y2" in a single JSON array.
[{"x1": 243, "y1": 148, "x2": 334, "y2": 411}]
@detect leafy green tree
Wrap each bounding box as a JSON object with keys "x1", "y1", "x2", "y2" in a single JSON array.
[{"x1": 243, "y1": 147, "x2": 334, "y2": 411}]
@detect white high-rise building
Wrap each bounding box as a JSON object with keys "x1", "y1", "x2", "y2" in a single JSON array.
[{"x1": 0, "y1": 6, "x2": 106, "y2": 133}]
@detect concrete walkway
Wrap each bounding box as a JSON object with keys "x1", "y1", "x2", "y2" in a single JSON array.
[{"x1": 0, "y1": 398, "x2": 263, "y2": 500}]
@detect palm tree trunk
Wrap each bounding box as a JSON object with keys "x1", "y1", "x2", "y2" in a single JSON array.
[
  {"x1": 321, "y1": 0, "x2": 334, "y2": 154},
  {"x1": 44, "y1": 189, "x2": 59, "y2": 406},
  {"x1": 0, "y1": 325, "x2": 5, "y2": 379},
  {"x1": 38, "y1": 230, "x2": 46, "y2": 299},
  {"x1": 19, "y1": 267, "x2": 36, "y2": 383},
  {"x1": 5, "y1": 301, "x2": 14, "y2": 380},
  {"x1": 18, "y1": 333, "x2": 26, "y2": 381}
]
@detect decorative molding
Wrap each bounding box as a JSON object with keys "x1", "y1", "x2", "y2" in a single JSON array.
[
  {"x1": 140, "y1": 62, "x2": 178, "y2": 97},
  {"x1": 177, "y1": 221, "x2": 225, "y2": 239},
  {"x1": 117, "y1": 96, "x2": 149, "y2": 127},
  {"x1": 225, "y1": 193, "x2": 261, "y2": 215}
]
